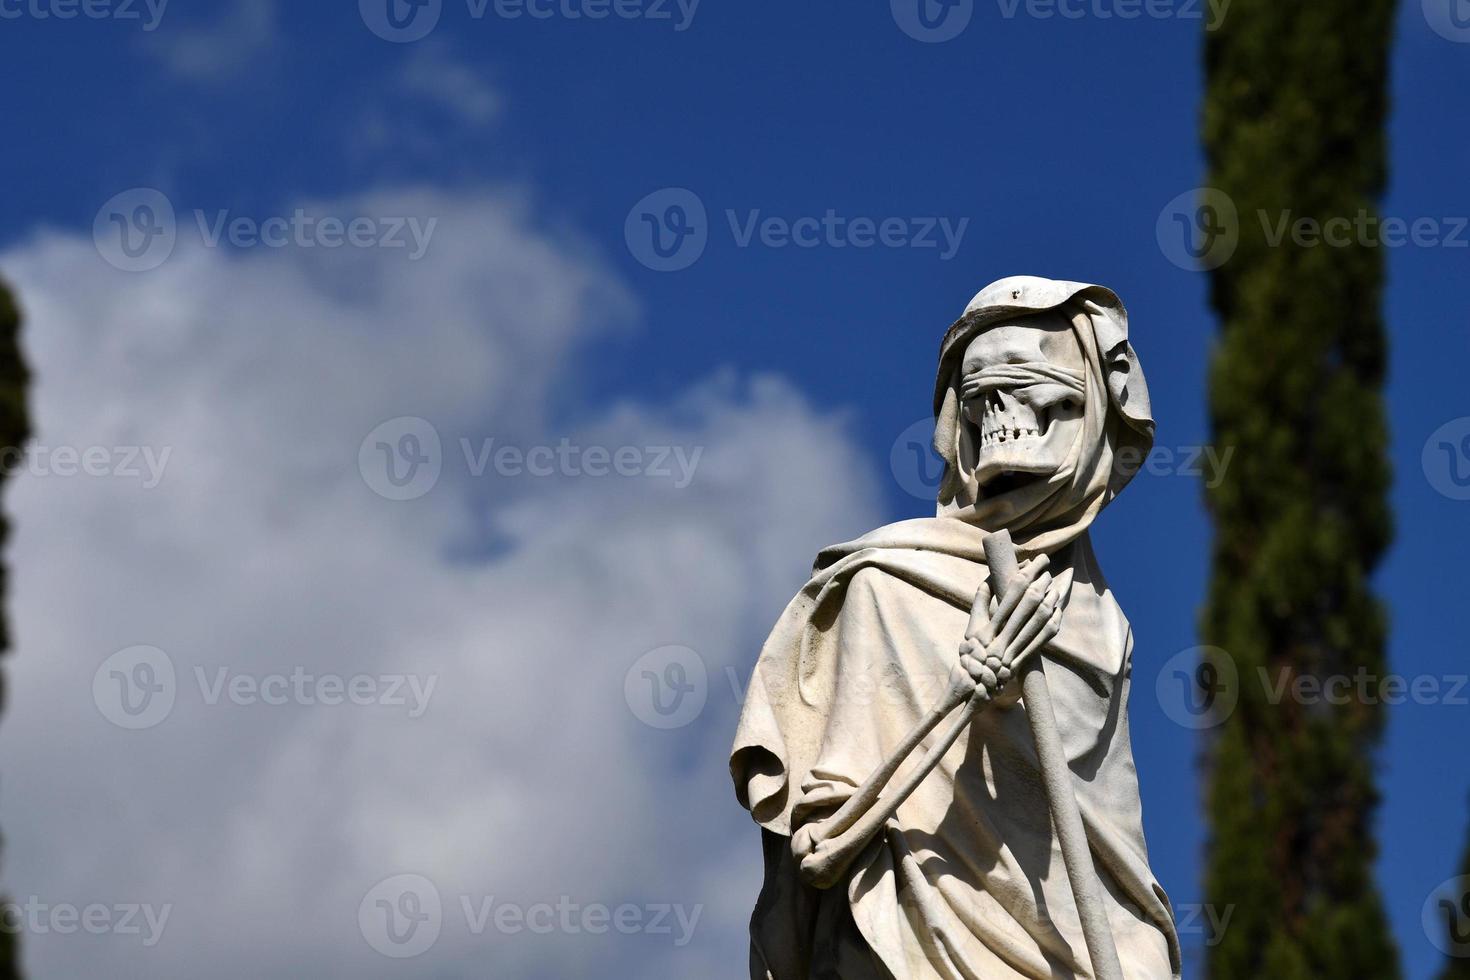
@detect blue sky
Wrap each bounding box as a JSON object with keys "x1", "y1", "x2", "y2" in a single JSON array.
[{"x1": 1, "y1": 1, "x2": 1468, "y2": 977}]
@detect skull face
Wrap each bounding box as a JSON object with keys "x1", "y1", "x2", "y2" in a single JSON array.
[{"x1": 959, "y1": 311, "x2": 1086, "y2": 489}]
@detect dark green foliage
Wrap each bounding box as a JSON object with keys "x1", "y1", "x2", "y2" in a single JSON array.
[
  {"x1": 1440, "y1": 810, "x2": 1470, "y2": 980},
  {"x1": 0, "y1": 278, "x2": 29, "y2": 980},
  {"x1": 1200, "y1": 3, "x2": 1399, "y2": 978},
  {"x1": 0, "y1": 283, "x2": 28, "y2": 665}
]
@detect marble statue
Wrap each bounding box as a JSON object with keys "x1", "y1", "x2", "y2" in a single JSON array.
[{"x1": 730, "y1": 277, "x2": 1181, "y2": 979}]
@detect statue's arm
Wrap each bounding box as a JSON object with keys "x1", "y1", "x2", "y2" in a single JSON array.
[
  {"x1": 790, "y1": 665, "x2": 975, "y2": 888},
  {"x1": 790, "y1": 563, "x2": 1061, "y2": 889}
]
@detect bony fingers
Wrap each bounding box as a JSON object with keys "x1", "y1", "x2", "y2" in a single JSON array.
[
  {"x1": 1035, "y1": 597, "x2": 1057, "y2": 626},
  {"x1": 988, "y1": 582, "x2": 1026, "y2": 637},
  {"x1": 1016, "y1": 578, "x2": 1059, "y2": 636},
  {"x1": 1020, "y1": 554, "x2": 1050, "y2": 582},
  {"x1": 964, "y1": 585, "x2": 993, "y2": 643},
  {"x1": 1012, "y1": 608, "x2": 1063, "y2": 671},
  {"x1": 1002, "y1": 609, "x2": 1048, "y2": 666},
  {"x1": 1044, "y1": 606, "x2": 1062, "y2": 638},
  {"x1": 997, "y1": 575, "x2": 1049, "y2": 648},
  {"x1": 988, "y1": 557, "x2": 1046, "y2": 635},
  {"x1": 1008, "y1": 632, "x2": 1047, "y2": 673},
  {"x1": 1009, "y1": 574, "x2": 1049, "y2": 618},
  {"x1": 1013, "y1": 556, "x2": 1050, "y2": 597},
  {"x1": 1006, "y1": 601, "x2": 1061, "y2": 668},
  {"x1": 1030, "y1": 593, "x2": 1062, "y2": 636},
  {"x1": 1043, "y1": 581, "x2": 1063, "y2": 611},
  {"x1": 1028, "y1": 613, "x2": 1062, "y2": 660}
]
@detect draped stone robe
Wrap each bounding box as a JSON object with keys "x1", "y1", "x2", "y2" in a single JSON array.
[
  {"x1": 731, "y1": 521, "x2": 1180, "y2": 979},
  {"x1": 730, "y1": 278, "x2": 1183, "y2": 979}
]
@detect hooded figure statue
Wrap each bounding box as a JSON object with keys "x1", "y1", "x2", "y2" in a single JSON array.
[{"x1": 730, "y1": 277, "x2": 1182, "y2": 979}]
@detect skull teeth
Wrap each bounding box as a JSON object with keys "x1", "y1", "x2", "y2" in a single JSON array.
[{"x1": 980, "y1": 426, "x2": 1040, "y2": 445}]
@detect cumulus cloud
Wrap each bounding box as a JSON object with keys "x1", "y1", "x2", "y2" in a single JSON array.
[{"x1": 0, "y1": 187, "x2": 884, "y2": 978}]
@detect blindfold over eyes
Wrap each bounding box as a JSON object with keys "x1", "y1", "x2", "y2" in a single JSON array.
[{"x1": 959, "y1": 363, "x2": 1085, "y2": 402}]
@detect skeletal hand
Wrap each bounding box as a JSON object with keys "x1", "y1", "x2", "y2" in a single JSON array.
[
  {"x1": 953, "y1": 555, "x2": 1062, "y2": 707},
  {"x1": 796, "y1": 550, "x2": 1064, "y2": 889}
]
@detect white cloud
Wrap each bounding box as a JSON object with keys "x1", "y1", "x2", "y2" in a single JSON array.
[
  {"x1": 397, "y1": 43, "x2": 503, "y2": 128},
  {"x1": 141, "y1": 0, "x2": 278, "y2": 82},
  {"x1": 351, "y1": 46, "x2": 504, "y2": 163},
  {"x1": 0, "y1": 187, "x2": 883, "y2": 978}
]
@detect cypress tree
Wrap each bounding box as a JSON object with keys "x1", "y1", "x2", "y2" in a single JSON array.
[
  {"x1": 0, "y1": 279, "x2": 30, "y2": 980},
  {"x1": 1440, "y1": 812, "x2": 1470, "y2": 980},
  {"x1": 1199, "y1": 3, "x2": 1398, "y2": 977}
]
